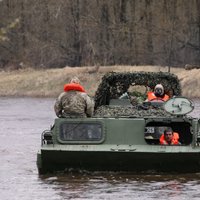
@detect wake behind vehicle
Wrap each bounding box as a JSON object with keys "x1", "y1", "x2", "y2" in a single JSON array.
[{"x1": 37, "y1": 71, "x2": 200, "y2": 174}]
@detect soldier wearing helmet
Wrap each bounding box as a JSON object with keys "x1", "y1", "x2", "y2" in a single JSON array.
[{"x1": 147, "y1": 84, "x2": 169, "y2": 102}]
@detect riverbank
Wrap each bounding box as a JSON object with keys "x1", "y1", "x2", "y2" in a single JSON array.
[{"x1": 1, "y1": 65, "x2": 200, "y2": 98}]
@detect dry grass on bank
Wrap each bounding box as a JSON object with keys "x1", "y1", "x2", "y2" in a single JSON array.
[{"x1": 0, "y1": 65, "x2": 200, "y2": 98}]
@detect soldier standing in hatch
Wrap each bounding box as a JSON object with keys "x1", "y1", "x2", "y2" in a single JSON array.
[{"x1": 54, "y1": 77, "x2": 94, "y2": 118}]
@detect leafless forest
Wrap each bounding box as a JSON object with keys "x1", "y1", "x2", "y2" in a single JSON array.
[{"x1": 0, "y1": 0, "x2": 200, "y2": 69}]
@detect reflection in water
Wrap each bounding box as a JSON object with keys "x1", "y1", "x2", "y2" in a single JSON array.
[
  {"x1": 0, "y1": 97, "x2": 200, "y2": 200},
  {"x1": 40, "y1": 173, "x2": 200, "y2": 200}
]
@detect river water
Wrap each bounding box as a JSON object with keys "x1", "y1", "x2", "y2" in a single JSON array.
[{"x1": 1, "y1": 97, "x2": 200, "y2": 200}]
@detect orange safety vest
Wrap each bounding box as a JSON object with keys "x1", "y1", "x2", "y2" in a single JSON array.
[
  {"x1": 63, "y1": 83, "x2": 86, "y2": 93},
  {"x1": 159, "y1": 132, "x2": 180, "y2": 145},
  {"x1": 147, "y1": 91, "x2": 169, "y2": 102}
]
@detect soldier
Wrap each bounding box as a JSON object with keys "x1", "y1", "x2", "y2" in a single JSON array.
[
  {"x1": 54, "y1": 77, "x2": 94, "y2": 118},
  {"x1": 160, "y1": 127, "x2": 180, "y2": 145},
  {"x1": 146, "y1": 84, "x2": 169, "y2": 102}
]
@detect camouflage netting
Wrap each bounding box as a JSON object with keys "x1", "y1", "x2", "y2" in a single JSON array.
[
  {"x1": 94, "y1": 105, "x2": 173, "y2": 118},
  {"x1": 94, "y1": 71, "x2": 181, "y2": 109}
]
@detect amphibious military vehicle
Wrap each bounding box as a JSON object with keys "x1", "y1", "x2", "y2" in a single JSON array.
[{"x1": 37, "y1": 71, "x2": 200, "y2": 174}]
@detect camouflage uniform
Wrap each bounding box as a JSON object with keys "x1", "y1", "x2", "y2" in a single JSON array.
[{"x1": 54, "y1": 91, "x2": 94, "y2": 118}]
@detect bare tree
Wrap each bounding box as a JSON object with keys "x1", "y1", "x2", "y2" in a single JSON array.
[{"x1": 0, "y1": 0, "x2": 200, "y2": 69}]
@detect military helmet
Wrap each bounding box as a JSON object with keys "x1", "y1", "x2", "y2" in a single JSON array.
[{"x1": 154, "y1": 84, "x2": 164, "y2": 96}]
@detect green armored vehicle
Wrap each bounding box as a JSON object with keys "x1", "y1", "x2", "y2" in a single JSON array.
[{"x1": 37, "y1": 72, "x2": 200, "y2": 174}]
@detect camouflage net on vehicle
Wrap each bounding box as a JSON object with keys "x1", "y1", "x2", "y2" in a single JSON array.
[
  {"x1": 94, "y1": 71, "x2": 181, "y2": 109},
  {"x1": 94, "y1": 105, "x2": 173, "y2": 118}
]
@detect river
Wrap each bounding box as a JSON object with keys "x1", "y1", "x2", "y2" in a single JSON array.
[{"x1": 1, "y1": 97, "x2": 200, "y2": 200}]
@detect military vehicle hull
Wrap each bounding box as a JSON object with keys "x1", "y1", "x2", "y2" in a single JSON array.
[
  {"x1": 37, "y1": 114, "x2": 200, "y2": 174},
  {"x1": 37, "y1": 146, "x2": 200, "y2": 174}
]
